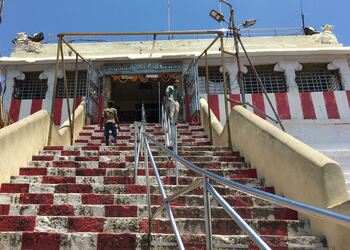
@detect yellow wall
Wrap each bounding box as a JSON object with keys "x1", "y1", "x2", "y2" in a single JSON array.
[
  {"x1": 199, "y1": 98, "x2": 350, "y2": 250},
  {"x1": 0, "y1": 102, "x2": 85, "y2": 185}
]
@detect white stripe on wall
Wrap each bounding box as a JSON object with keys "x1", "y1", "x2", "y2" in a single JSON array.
[
  {"x1": 245, "y1": 94, "x2": 254, "y2": 114},
  {"x1": 19, "y1": 100, "x2": 32, "y2": 120},
  {"x1": 61, "y1": 98, "x2": 75, "y2": 125},
  {"x1": 334, "y1": 91, "x2": 350, "y2": 120},
  {"x1": 288, "y1": 92, "x2": 303, "y2": 119},
  {"x1": 311, "y1": 92, "x2": 327, "y2": 120},
  {"x1": 264, "y1": 93, "x2": 277, "y2": 120},
  {"x1": 218, "y1": 94, "x2": 226, "y2": 125},
  {"x1": 42, "y1": 98, "x2": 52, "y2": 113}
]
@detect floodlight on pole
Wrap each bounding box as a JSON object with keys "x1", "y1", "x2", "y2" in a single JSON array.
[
  {"x1": 209, "y1": 0, "x2": 285, "y2": 131},
  {"x1": 209, "y1": 9, "x2": 225, "y2": 23},
  {"x1": 241, "y1": 19, "x2": 257, "y2": 29}
]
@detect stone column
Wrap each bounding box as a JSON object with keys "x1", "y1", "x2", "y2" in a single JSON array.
[
  {"x1": 275, "y1": 61, "x2": 302, "y2": 94},
  {"x1": 3, "y1": 70, "x2": 25, "y2": 111},
  {"x1": 327, "y1": 59, "x2": 350, "y2": 90},
  {"x1": 226, "y1": 61, "x2": 248, "y2": 94},
  {"x1": 104, "y1": 77, "x2": 111, "y2": 107},
  {"x1": 43, "y1": 67, "x2": 56, "y2": 113}
]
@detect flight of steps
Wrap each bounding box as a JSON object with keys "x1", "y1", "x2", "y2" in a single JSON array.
[{"x1": 0, "y1": 123, "x2": 328, "y2": 249}]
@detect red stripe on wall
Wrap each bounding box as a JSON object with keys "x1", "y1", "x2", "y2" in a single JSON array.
[
  {"x1": 209, "y1": 95, "x2": 220, "y2": 121},
  {"x1": 229, "y1": 94, "x2": 241, "y2": 109},
  {"x1": 185, "y1": 94, "x2": 191, "y2": 123},
  {"x1": 30, "y1": 99, "x2": 43, "y2": 115},
  {"x1": 275, "y1": 93, "x2": 291, "y2": 120},
  {"x1": 323, "y1": 91, "x2": 340, "y2": 119},
  {"x1": 346, "y1": 90, "x2": 350, "y2": 109},
  {"x1": 98, "y1": 95, "x2": 104, "y2": 125},
  {"x1": 74, "y1": 97, "x2": 83, "y2": 110},
  {"x1": 252, "y1": 93, "x2": 266, "y2": 119},
  {"x1": 9, "y1": 99, "x2": 21, "y2": 122},
  {"x1": 53, "y1": 98, "x2": 63, "y2": 125},
  {"x1": 299, "y1": 92, "x2": 316, "y2": 119}
]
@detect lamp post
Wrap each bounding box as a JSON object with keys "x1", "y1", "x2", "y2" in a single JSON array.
[{"x1": 210, "y1": 1, "x2": 285, "y2": 131}]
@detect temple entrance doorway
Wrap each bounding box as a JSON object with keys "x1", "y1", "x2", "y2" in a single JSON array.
[{"x1": 109, "y1": 74, "x2": 179, "y2": 123}]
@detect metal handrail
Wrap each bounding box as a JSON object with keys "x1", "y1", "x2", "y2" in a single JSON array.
[
  {"x1": 140, "y1": 131, "x2": 350, "y2": 249},
  {"x1": 161, "y1": 100, "x2": 179, "y2": 185},
  {"x1": 143, "y1": 137, "x2": 185, "y2": 249},
  {"x1": 227, "y1": 98, "x2": 282, "y2": 127},
  {"x1": 134, "y1": 103, "x2": 147, "y2": 184}
]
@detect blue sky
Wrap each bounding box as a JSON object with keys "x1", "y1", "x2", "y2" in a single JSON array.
[{"x1": 0, "y1": 0, "x2": 349, "y2": 56}]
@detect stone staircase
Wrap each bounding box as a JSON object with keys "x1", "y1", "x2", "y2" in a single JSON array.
[{"x1": 0, "y1": 123, "x2": 328, "y2": 249}]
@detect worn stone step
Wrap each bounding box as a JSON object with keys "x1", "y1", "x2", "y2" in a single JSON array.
[
  {"x1": 0, "y1": 193, "x2": 274, "y2": 208},
  {"x1": 0, "y1": 216, "x2": 311, "y2": 236},
  {"x1": 9, "y1": 175, "x2": 262, "y2": 188},
  {"x1": 17, "y1": 168, "x2": 256, "y2": 180},
  {"x1": 0, "y1": 204, "x2": 298, "y2": 221},
  {"x1": 0, "y1": 232, "x2": 328, "y2": 250}
]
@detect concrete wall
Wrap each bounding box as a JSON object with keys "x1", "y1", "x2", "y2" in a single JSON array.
[
  {"x1": 199, "y1": 98, "x2": 350, "y2": 250},
  {"x1": 0, "y1": 102, "x2": 85, "y2": 185}
]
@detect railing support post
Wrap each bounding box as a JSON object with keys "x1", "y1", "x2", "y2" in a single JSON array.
[
  {"x1": 143, "y1": 136, "x2": 152, "y2": 247},
  {"x1": 203, "y1": 176, "x2": 213, "y2": 250},
  {"x1": 173, "y1": 123, "x2": 179, "y2": 186}
]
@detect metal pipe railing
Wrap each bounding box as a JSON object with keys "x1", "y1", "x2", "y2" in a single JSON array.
[
  {"x1": 144, "y1": 136, "x2": 185, "y2": 250},
  {"x1": 227, "y1": 98, "x2": 282, "y2": 127},
  {"x1": 207, "y1": 183, "x2": 271, "y2": 250},
  {"x1": 161, "y1": 102, "x2": 179, "y2": 185},
  {"x1": 143, "y1": 132, "x2": 350, "y2": 229}
]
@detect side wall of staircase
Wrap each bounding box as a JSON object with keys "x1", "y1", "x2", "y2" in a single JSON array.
[
  {"x1": 0, "y1": 102, "x2": 86, "y2": 185},
  {"x1": 199, "y1": 97, "x2": 350, "y2": 250}
]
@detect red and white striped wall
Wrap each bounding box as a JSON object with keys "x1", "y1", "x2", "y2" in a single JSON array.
[
  {"x1": 9, "y1": 97, "x2": 83, "y2": 125},
  {"x1": 200, "y1": 90, "x2": 350, "y2": 125}
]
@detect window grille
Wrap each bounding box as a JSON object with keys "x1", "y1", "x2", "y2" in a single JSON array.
[
  {"x1": 243, "y1": 65, "x2": 287, "y2": 93},
  {"x1": 56, "y1": 70, "x2": 87, "y2": 98},
  {"x1": 13, "y1": 72, "x2": 48, "y2": 99},
  {"x1": 296, "y1": 64, "x2": 342, "y2": 92},
  {"x1": 198, "y1": 66, "x2": 230, "y2": 94}
]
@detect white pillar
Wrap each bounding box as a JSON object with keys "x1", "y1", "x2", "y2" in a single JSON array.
[
  {"x1": 327, "y1": 59, "x2": 350, "y2": 90},
  {"x1": 226, "y1": 61, "x2": 247, "y2": 94},
  {"x1": 275, "y1": 61, "x2": 302, "y2": 94},
  {"x1": 3, "y1": 70, "x2": 24, "y2": 111},
  {"x1": 42, "y1": 67, "x2": 55, "y2": 113}
]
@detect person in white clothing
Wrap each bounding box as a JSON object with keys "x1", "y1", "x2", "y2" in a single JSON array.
[{"x1": 165, "y1": 80, "x2": 181, "y2": 124}]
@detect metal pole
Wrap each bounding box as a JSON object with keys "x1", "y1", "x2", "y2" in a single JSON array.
[
  {"x1": 205, "y1": 52, "x2": 213, "y2": 143},
  {"x1": 203, "y1": 177, "x2": 213, "y2": 250},
  {"x1": 143, "y1": 136, "x2": 152, "y2": 246},
  {"x1": 174, "y1": 124, "x2": 178, "y2": 186},
  {"x1": 48, "y1": 37, "x2": 61, "y2": 146},
  {"x1": 72, "y1": 54, "x2": 79, "y2": 142},
  {"x1": 236, "y1": 37, "x2": 285, "y2": 131},
  {"x1": 60, "y1": 41, "x2": 73, "y2": 145},
  {"x1": 230, "y1": 5, "x2": 246, "y2": 107},
  {"x1": 220, "y1": 35, "x2": 232, "y2": 148},
  {"x1": 134, "y1": 122, "x2": 137, "y2": 170},
  {"x1": 158, "y1": 81, "x2": 161, "y2": 123},
  {"x1": 207, "y1": 184, "x2": 271, "y2": 250}
]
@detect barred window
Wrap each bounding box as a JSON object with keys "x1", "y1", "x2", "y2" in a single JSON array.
[
  {"x1": 198, "y1": 66, "x2": 230, "y2": 94},
  {"x1": 56, "y1": 70, "x2": 87, "y2": 98},
  {"x1": 243, "y1": 65, "x2": 287, "y2": 93},
  {"x1": 296, "y1": 64, "x2": 342, "y2": 92},
  {"x1": 13, "y1": 72, "x2": 48, "y2": 99}
]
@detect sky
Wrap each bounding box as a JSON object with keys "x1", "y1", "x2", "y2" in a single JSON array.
[{"x1": 0, "y1": 0, "x2": 349, "y2": 56}]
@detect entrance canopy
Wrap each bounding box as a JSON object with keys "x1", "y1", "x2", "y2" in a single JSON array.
[{"x1": 102, "y1": 61, "x2": 183, "y2": 75}]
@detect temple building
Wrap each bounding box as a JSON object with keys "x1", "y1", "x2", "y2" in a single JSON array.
[{"x1": 1, "y1": 27, "x2": 350, "y2": 184}]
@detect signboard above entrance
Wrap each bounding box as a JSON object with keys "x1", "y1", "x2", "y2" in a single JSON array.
[{"x1": 102, "y1": 61, "x2": 183, "y2": 75}]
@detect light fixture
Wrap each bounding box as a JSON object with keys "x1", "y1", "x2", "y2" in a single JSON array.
[
  {"x1": 209, "y1": 9, "x2": 225, "y2": 23},
  {"x1": 241, "y1": 19, "x2": 257, "y2": 28}
]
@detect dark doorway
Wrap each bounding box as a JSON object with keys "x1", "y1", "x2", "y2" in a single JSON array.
[{"x1": 109, "y1": 75, "x2": 178, "y2": 123}]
